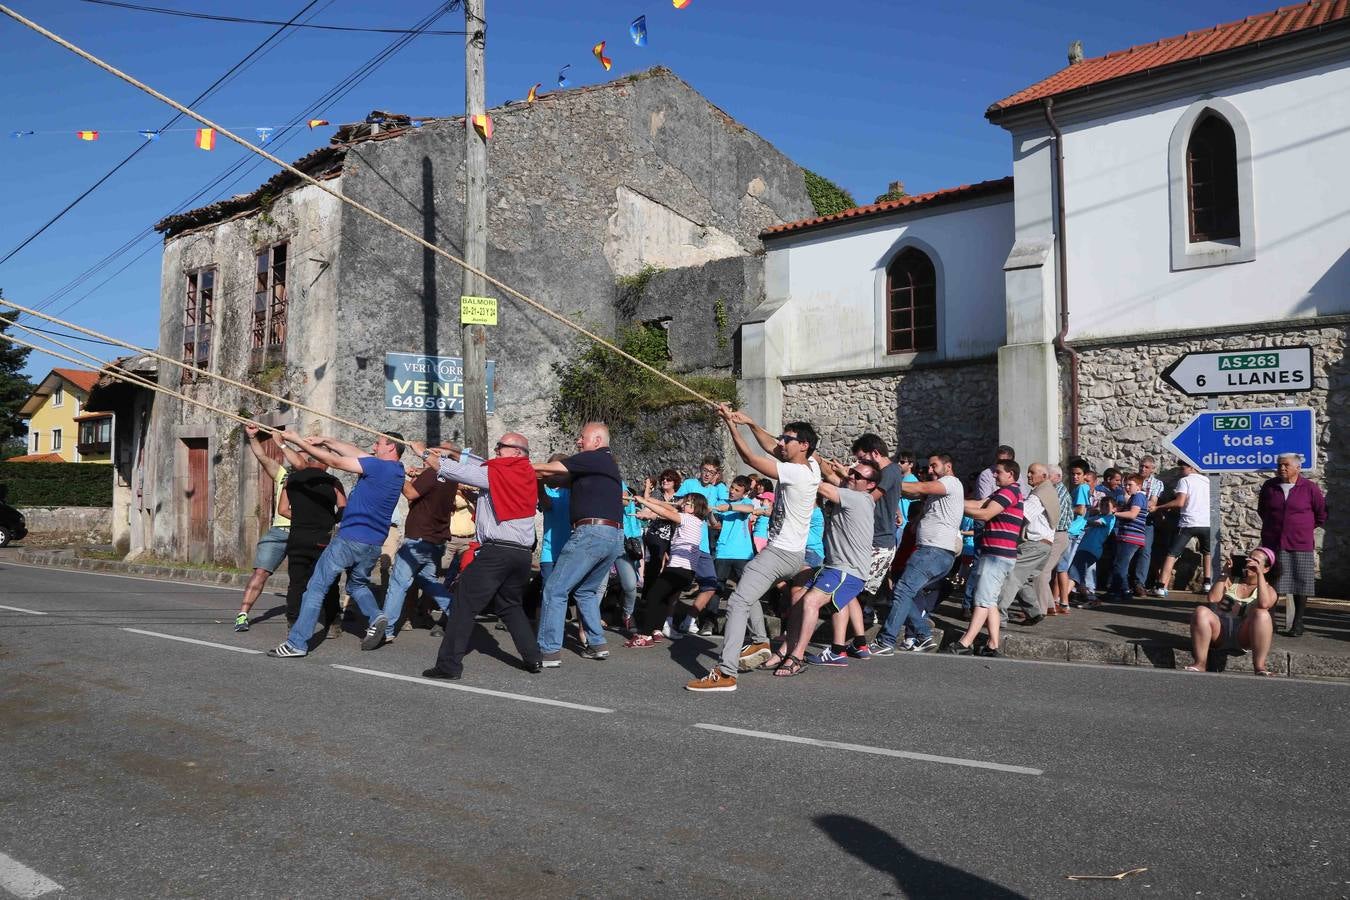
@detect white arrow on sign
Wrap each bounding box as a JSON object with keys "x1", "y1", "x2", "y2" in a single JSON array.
[{"x1": 1160, "y1": 346, "x2": 1313, "y2": 397}]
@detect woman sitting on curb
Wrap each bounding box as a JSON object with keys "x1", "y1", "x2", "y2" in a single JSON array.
[{"x1": 1186, "y1": 547, "x2": 1278, "y2": 676}]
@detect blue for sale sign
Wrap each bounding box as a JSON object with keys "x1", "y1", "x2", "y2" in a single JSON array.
[
  {"x1": 384, "y1": 352, "x2": 496, "y2": 413},
  {"x1": 1164, "y1": 407, "x2": 1315, "y2": 472}
]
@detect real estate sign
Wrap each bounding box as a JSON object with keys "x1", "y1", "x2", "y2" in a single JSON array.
[{"x1": 384, "y1": 352, "x2": 496, "y2": 413}]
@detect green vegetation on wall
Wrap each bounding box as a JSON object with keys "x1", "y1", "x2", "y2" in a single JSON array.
[{"x1": 803, "y1": 169, "x2": 857, "y2": 217}]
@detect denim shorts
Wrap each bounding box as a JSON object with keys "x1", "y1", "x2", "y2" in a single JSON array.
[
  {"x1": 694, "y1": 550, "x2": 719, "y2": 591},
  {"x1": 804, "y1": 549, "x2": 824, "y2": 568},
  {"x1": 972, "y1": 554, "x2": 1015, "y2": 608},
  {"x1": 252, "y1": 525, "x2": 290, "y2": 572},
  {"x1": 805, "y1": 566, "x2": 866, "y2": 611}
]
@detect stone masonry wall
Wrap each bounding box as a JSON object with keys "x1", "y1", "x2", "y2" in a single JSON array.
[
  {"x1": 781, "y1": 361, "x2": 999, "y2": 477},
  {"x1": 1076, "y1": 322, "x2": 1348, "y2": 596}
]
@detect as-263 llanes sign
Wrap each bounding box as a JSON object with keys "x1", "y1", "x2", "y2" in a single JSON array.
[{"x1": 1160, "y1": 346, "x2": 1312, "y2": 397}]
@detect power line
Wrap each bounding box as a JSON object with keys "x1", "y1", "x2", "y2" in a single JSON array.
[
  {"x1": 36, "y1": 1, "x2": 460, "y2": 320},
  {"x1": 0, "y1": 0, "x2": 325, "y2": 270},
  {"x1": 78, "y1": 0, "x2": 468, "y2": 34}
]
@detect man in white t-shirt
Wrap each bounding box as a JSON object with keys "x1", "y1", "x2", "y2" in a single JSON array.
[
  {"x1": 868, "y1": 453, "x2": 965, "y2": 655},
  {"x1": 686, "y1": 405, "x2": 820, "y2": 693},
  {"x1": 1151, "y1": 461, "x2": 1213, "y2": 597}
]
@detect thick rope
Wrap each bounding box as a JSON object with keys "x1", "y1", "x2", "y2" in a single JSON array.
[
  {"x1": 0, "y1": 3, "x2": 720, "y2": 412},
  {"x1": 0, "y1": 295, "x2": 395, "y2": 443}
]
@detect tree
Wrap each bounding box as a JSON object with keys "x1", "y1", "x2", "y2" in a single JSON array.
[
  {"x1": 0, "y1": 307, "x2": 34, "y2": 449},
  {"x1": 874, "y1": 180, "x2": 908, "y2": 204}
]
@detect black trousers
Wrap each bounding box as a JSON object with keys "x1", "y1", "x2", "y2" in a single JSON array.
[
  {"x1": 434, "y1": 542, "x2": 540, "y2": 675},
  {"x1": 286, "y1": 531, "x2": 340, "y2": 627},
  {"x1": 640, "y1": 566, "x2": 694, "y2": 634}
]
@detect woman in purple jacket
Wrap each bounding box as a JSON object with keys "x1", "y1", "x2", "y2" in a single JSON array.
[{"x1": 1257, "y1": 453, "x2": 1327, "y2": 637}]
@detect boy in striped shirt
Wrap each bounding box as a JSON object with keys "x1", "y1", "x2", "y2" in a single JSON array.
[{"x1": 945, "y1": 460, "x2": 1024, "y2": 657}]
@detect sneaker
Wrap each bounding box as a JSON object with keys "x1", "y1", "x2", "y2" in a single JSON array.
[
  {"x1": 909, "y1": 636, "x2": 937, "y2": 653},
  {"x1": 804, "y1": 648, "x2": 848, "y2": 667},
  {"x1": 621, "y1": 615, "x2": 636, "y2": 633},
  {"x1": 685, "y1": 670, "x2": 737, "y2": 692},
  {"x1": 233, "y1": 612, "x2": 249, "y2": 632},
  {"x1": 699, "y1": 620, "x2": 715, "y2": 636},
  {"x1": 580, "y1": 645, "x2": 609, "y2": 660},
  {"x1": 361, "y1": 614, "x2": 388, "y2": 651},
  {"x1": 1201, "y1": 581, "x2": 1213, "y2": 593},
  {"x1": 942, "y1": 641, "x2": 974, "y2": 655},
  {"x1": 661, "y1": 619, "x2": 675, "y2": 639},
  {"x1": 845, "y1": 642, "x2": 871, "y2": 660},
  {"x1": 267, "y1": 641, "x2": 306, "y2": 658},
  {"x1": 897, "y1": 637, "x2": 917, "y2": 652},
  {"x1": 540, "y1": 652, "x2": 562, "y2": 668},
  {"x1": 1151, "y1": 587, "x2": 1169, "y2": 598},
  {"x1": 978, "y1": 644, "x2": 1002, "y2": 658},
  {"x1": 738, "y1": 642, "x2": 772, "y2": 669},
  {"x1": 865, "y1": 640, "x2": 895, "y2": 657},
  {"x1": 429, "y1": 614, "x2": 446, "y2": 638},
  {"x1": 681, "y1": 616, "x2": 699, "y2": 635},
  {"x1": 624, "y1": 635, "x2": 657, "y2": 648}
]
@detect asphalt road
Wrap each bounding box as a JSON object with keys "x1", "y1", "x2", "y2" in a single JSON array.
[{"x1": 2, "y1": 560, "x2": 1347, "y2": 899}]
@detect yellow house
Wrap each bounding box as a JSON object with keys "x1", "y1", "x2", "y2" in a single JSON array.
[{"x1": 12, "y1": 368, "x2": 112, "y2": 463}]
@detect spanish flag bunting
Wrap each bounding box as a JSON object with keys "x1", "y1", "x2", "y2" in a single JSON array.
[
  {"x1": 195, "y1": 128, "x2": 215, "y2": 150},
  {"x1": 673, "y1": 0, "x2": 691, "y2": 8},
  {"x1": 307, "y1": 119, "x2": 329, "y2": 129},
  {"x1": 471, "y1": 113, "x2": 493, "y2": 140},
  {"x1": 77, "y1": 130, "x2": 99, "y2": 141},
  {"x1": 593, "y1": 40, "x2": 612, "y2": 71},
  {"x1": 527, "y1": 83, "x2": 541, "y2": 103}
]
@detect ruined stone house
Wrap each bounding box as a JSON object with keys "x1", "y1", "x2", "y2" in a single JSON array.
[{"x1": 144, "y1": 67, "x2": 814, "y2": 564}]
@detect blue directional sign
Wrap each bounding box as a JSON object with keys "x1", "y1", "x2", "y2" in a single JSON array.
[{"x1": 1164, "y1": 407, "x2": 1315, "y2": 473}]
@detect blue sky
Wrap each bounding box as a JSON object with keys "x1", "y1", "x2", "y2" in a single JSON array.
[{"x1": 1, "y1": 0, "x2": 1250, "y2": 379}]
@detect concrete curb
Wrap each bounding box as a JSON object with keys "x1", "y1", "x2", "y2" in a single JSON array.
[{"x1": 9, "y1": 549, "x2": 1347, "y2": 681}]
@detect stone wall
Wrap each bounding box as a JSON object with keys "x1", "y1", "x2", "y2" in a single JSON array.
[
  {"x1": 1075, "y1": 321, "x2": 1348, "y2": 596},
  {"x1": 781, "y1": 360, "x2": 999, "y2": 477},
  {"x1": 633, "y1": 256, "x2": 763, "y2": 373},
  {"x1": 17, "y1": 507, "x2": 112, "y2": 545},
  {"x1": 607, "y1": 405, "x2": 733, "y2": 487}
]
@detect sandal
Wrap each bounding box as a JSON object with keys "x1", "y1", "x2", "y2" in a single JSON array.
[
  {"x1": 1183, "y1": 664, "x2": 1203, "y2": 672},
  {"x1": 1254, "y1": 668, "x2": 1277, "y2": 677},
  {"x1": 772, "y1": 656, "x2": 804, "y2": 677},
  {"x1": 755, "y1": 653, "x2": 784, "y2": 671}
]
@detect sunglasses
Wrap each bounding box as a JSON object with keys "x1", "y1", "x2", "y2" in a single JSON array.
[
  {"x1": 777, "y1": 434, "x2": 802, "y2": 444},
  {"x1": 495, "y1": 441, "x2": 528, "y2": 451},
  {"x1": 847, "y1": 469, "x2": 875, "y2": 482}
]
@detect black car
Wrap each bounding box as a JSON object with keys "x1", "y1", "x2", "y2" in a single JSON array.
[{"x1": 0, "y1": 498, "x2": 26, "y2": 547}]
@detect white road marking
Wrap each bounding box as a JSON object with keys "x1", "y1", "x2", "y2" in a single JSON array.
[
  {"x1": 0, "y1": 851, "x2": 63, "y2": 898},
  {"x1": 0, "y1": 605, "x2": 47, "y2": 615},
  {"x1": 121, "y1": 628, "x2": 263, "y2": 655},
  {"x1": 694, "y1": 723, "x2": 1044, "y2": 776},
  {"x1": 331, "y1": 664, "x2": 616, "y2": 714}
]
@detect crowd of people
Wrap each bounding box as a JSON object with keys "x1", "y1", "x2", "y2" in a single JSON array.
[{"x1": 231, "y1": 407, "x2": 1327, "y2": 690}]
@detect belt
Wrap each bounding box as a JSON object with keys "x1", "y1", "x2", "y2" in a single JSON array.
[
  {"x1": 482, "y1": 538, "x2": 533, "y2": 551},
  {"x1": 572, "y1": 517, "x2": 621, "y2": 529}
]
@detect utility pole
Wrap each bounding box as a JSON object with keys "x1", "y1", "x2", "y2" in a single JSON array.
[{"x1": 460, "y1": 0, "x2": 488, "y2": 456}]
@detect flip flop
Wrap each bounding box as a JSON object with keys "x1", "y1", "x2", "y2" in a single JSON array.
[{"x1": 1183, "y1": 665, "x2": 1204, "y2": 672}]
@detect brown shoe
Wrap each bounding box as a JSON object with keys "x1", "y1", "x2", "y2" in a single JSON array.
[
  {"x1": 686, "y1": 670, "x2": 738, "y2": 692},
  {"x1": 738, "y1": 642, "x2": 772, "y2": 669}
]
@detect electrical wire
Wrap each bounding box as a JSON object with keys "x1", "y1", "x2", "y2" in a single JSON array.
[
  {"x1": 79, "y1": 0, "x2": 468, "y2": 35},
  {"x1": 0, "y1": 0, "x2": 325, "y2": 270}
]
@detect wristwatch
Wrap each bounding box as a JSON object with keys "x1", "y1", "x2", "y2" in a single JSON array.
[{"x1": 420, "y1": 449, "x2": 432, "y2": 462}]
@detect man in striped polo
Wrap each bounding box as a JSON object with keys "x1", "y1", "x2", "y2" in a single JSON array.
[{"x1": 944, "y1": 459, "x2": 1024, "y2": 657}]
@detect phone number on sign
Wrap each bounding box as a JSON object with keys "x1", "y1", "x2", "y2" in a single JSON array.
[{"x1": 389, "y1": 394, "x2": 463, "y2": 410}]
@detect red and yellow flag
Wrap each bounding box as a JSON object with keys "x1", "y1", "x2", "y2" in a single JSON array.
[
  {"x1": 307, "y1": 119, "x2": 329, "y2": 129},
  {"x1": 527, "y1": 83, "x2": 541, "y2": 103},
  {"x1": 470, "y1": 114, "x2": 493, "y2": 140},
  {"x1": 673, "y1": 0, "x2": 691, "y2": 8},
  {"x1": 76, "y1": 130, "x2": 98, "y2": 141},
  {"x1": 195, "y1": 128, "x2": 215, "y2": 151},
  {"x1": 593, "y1": 40, "x2": 612, "y2": 71}
]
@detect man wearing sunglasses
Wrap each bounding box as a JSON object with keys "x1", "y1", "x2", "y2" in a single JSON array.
[
  {"x1": 413, "y1": 433, "x2": 544, "y2": 679},
  {"x1": 687, "y1": 405, "x2": 820, "y2": 692}
]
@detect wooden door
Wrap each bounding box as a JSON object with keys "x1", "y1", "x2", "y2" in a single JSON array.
[{"x1": 184, "y1": 439, "x2": 209, "y2": 560}]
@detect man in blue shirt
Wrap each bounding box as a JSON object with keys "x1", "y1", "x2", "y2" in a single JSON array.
[{"x1": 268, "y1": 430, "x2": 406, "y2": 658}]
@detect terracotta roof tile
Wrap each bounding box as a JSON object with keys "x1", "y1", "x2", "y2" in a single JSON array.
[
  {"x1": 4, "y1": 453, "x2": 66, "y2": 463},
  {"x1": 761, "y1": 177, "x2": 1014, "y2": 239},
  {"x1": 52, "y1": 368, "x2": 99, "y2": 393},
  {"x1": 988, "y1": 0, "x2": 1350, "y2": 115}
]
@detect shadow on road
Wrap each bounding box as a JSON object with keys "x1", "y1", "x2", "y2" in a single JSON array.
[{"x1": 814, "y1": 814, "x2": 1028, "y2": 899}]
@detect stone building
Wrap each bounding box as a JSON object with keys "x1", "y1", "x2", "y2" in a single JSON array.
[
  {"x1": 145, "y1": 68, "x2": 813, "y2": 564},
  {"x1": 745, "y1": 1, "x2": 1350, "y2": 593}
]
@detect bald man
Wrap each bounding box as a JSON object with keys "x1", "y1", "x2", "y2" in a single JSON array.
[
  {"x1": 996, "y1": 462, "x2": 1060, "y2": 627},
  {"x1": 533, "y1": 422, "x2": 625, "y2": 666},
  {"x1": 416, "y1": 434, "x2": 544, "y2": 679}
]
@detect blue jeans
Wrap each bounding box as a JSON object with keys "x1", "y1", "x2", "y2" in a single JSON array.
[
  {"x1": 286, "y1": 535, "x2": 382, "y2": 651},
  {"x1": 878, "y1": 545, "x2": 956, "y2": 646},
  {"x1": 382, "y1": 538, "x2": 453, "y2": 637},
  {"x1": 613, "y1": 555, "x2": 638, "y2": 619},
  {"x1": 1109, "y1": 541, "x2": 1141, "y2": 597},
  {"x1": 537, "y1": 524, "x2": 622, "y2": 654},
  {"x1": 1131, "y1": 521, "x2": 1155, "y2": 588}
]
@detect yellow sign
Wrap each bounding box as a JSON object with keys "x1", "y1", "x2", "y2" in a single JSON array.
[{"x1": 460, "y1": 295, "x2": 498, "y2": 325}]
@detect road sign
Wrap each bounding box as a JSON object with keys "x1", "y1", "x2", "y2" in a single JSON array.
[
  {"x1": 1160, "y1": 346, "x2": 1312, "y2": 397},
  {"x1": 1164, "y1": 406, "x2": 1315, "y2": 473}
]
